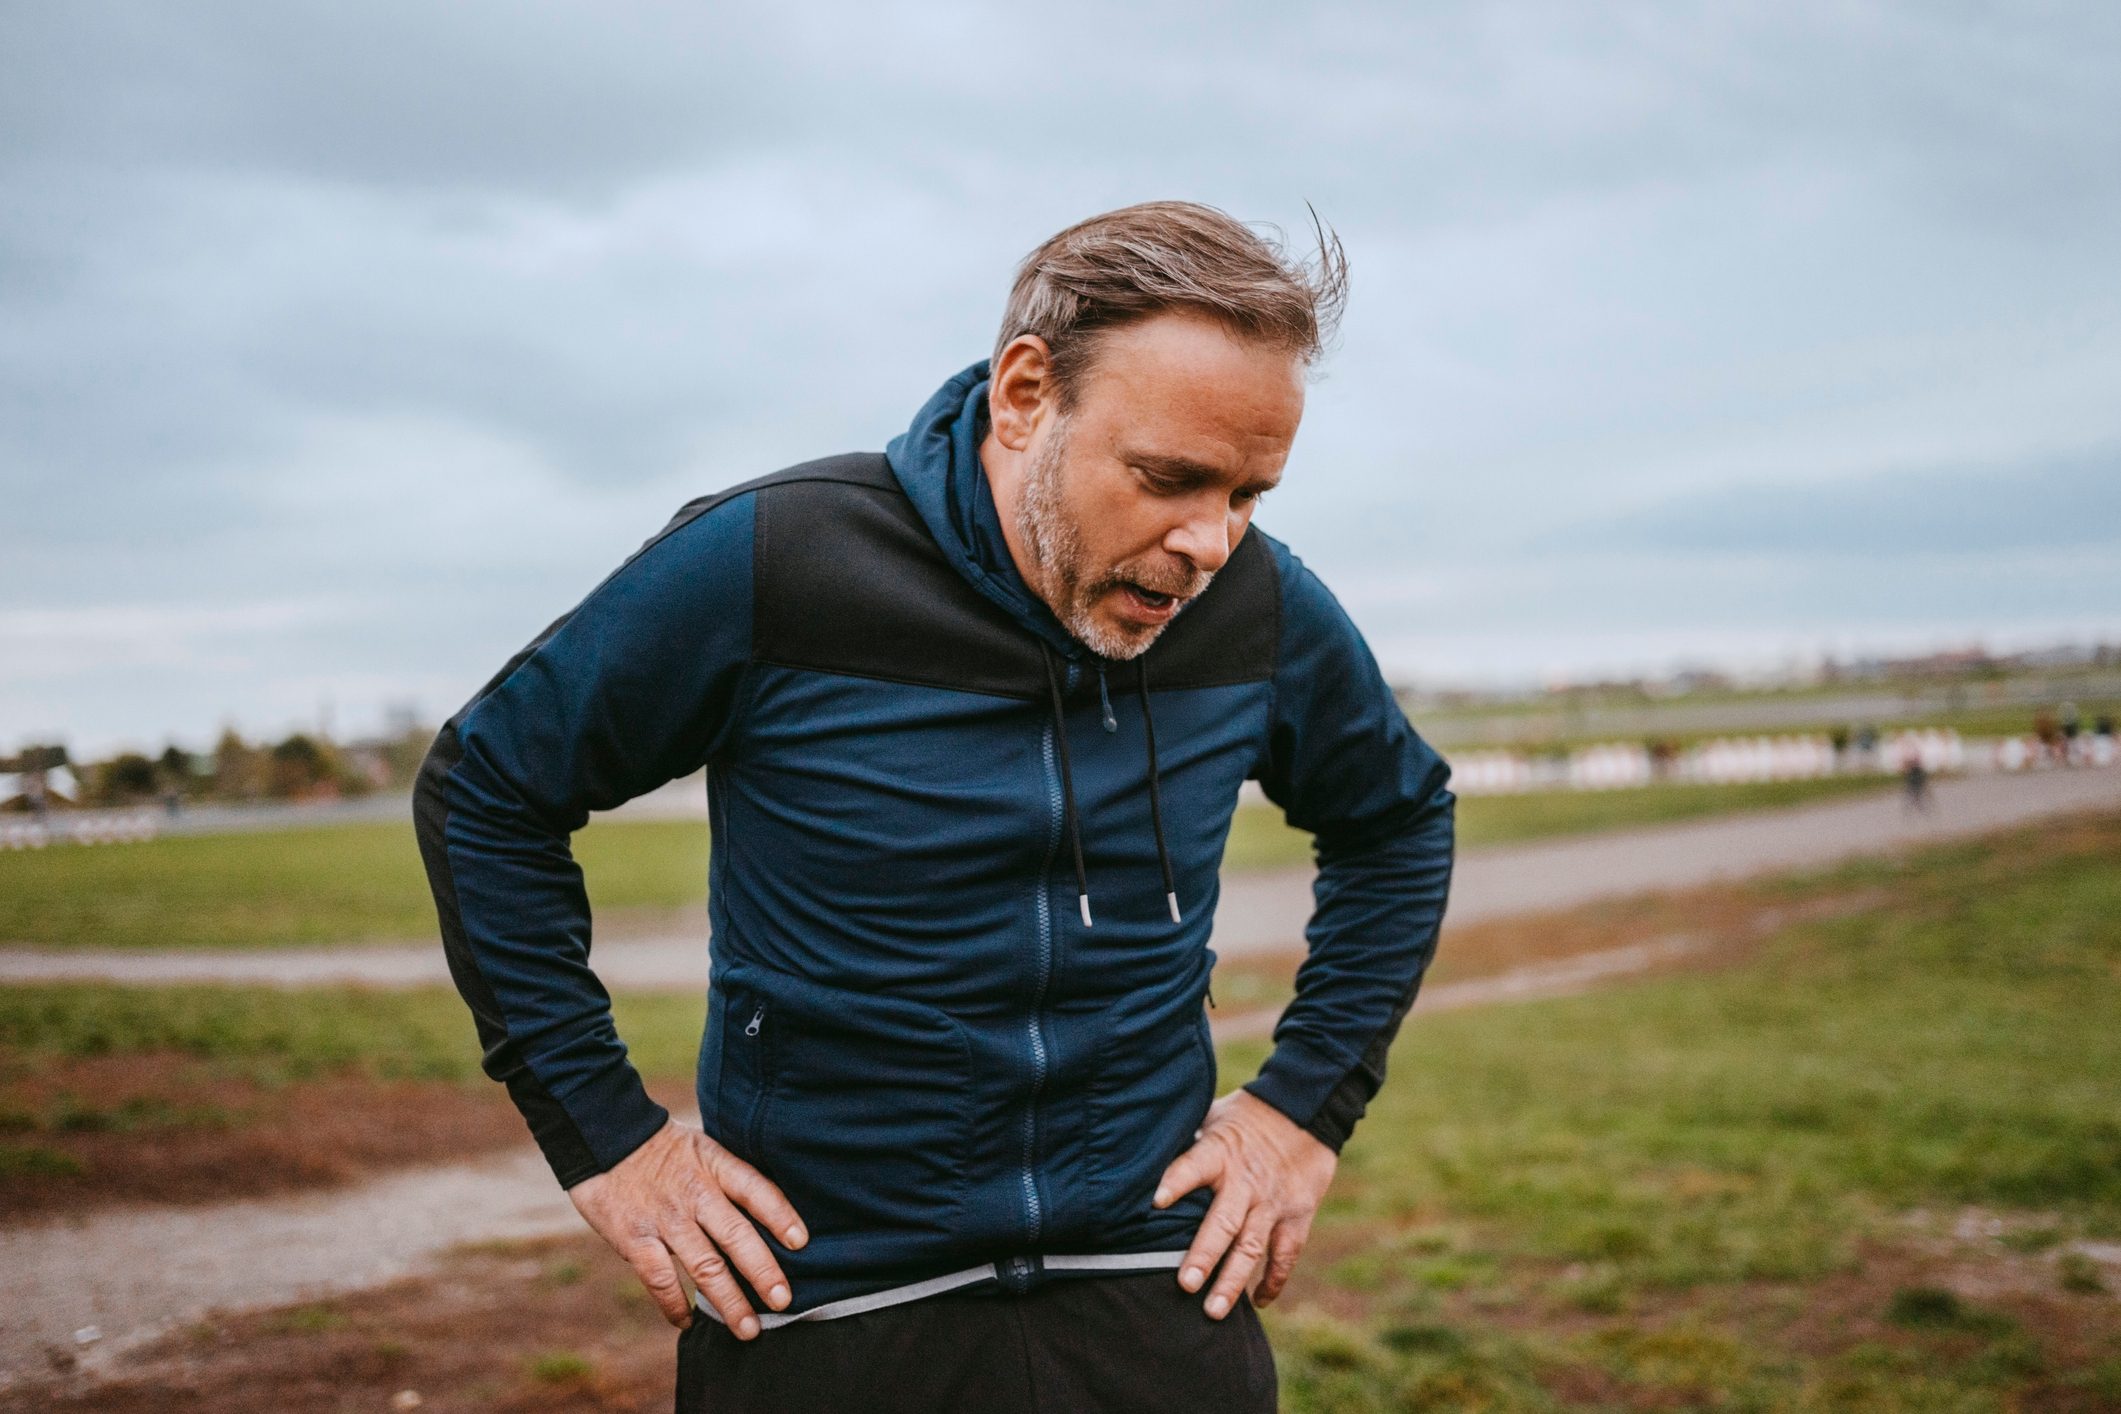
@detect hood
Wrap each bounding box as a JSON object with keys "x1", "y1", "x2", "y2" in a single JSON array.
[
  {"x1": 883, "y1": 360, "x2": 1085, "y2": 661},
  {"x1": 883, "y1": 359, "x2": 1185, "y2": 928}
]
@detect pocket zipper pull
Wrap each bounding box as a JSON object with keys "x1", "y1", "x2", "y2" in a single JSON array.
[{"x1": 744, "y1": 1006, "x2": 764, "y2": 1037}]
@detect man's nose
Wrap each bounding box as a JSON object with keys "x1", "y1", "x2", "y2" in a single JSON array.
[{"x1": 1163, "y1": 498, "x2": 1234, "y2": 575}]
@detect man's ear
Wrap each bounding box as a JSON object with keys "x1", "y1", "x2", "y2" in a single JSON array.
[{"x1": 988, "y1": 335, "x2": 1056, "y2": 453}]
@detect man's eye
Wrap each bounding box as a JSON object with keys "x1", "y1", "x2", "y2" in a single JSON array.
[{"x1": 1135, "y1": 467, "x2": 1183, "y2": 494}]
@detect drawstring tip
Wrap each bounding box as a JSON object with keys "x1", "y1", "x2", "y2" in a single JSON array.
[
  {"x1": 1079, "y1": 894, "x2": 1094, "y2": 928},
  {"x1": 1166, "y1": 891, "x2": 1183, "y2": 924}
]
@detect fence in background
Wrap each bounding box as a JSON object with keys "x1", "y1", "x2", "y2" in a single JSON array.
[{"x1": 1423, "y1": 729, "x2": 2114, "y2": 795}]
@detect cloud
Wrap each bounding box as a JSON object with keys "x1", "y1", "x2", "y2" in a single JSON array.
[
  {"x1": 0, "y1": 600, "x2": 356, "y2": 680},
  {"x1": 1557, "y1": 446, "x2": 2121, "y2": 558},
  {"x1": 5, "y1": 0, "x2": 2120, "y2": 748}
]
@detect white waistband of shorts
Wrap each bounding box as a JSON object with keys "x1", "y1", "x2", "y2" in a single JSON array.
[{"x1": 691, "y1": 1250, "x2": 1189, "y2": 1331}]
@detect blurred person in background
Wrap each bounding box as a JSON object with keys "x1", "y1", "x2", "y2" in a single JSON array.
[
  {"x1": 1901, "y1": 750, "x2": 1932, "y2": 813},
  {"x1": 416, "y1": 202, "x2": 1455, "y2": 1413}
]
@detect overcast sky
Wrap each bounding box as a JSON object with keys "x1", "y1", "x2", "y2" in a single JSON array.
[{"x1": 6, "y1": 2, "x2": 2119, "y2": 755}]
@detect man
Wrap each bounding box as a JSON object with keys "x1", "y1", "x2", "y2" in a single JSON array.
[{"x1": 414, "y1": 201, "x2": 1455, "y2": 1412}]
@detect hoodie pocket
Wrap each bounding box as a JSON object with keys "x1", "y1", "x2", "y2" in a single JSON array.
[
  {"x1": 1085, "y1": 999, "x2": 1218, "y2": 1224},
  {"x1": 719, "y1": 970, "x2": 974, "y2": 1249}
]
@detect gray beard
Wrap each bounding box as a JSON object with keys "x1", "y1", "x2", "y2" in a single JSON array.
[{"x1": 1014, "y1": 416, "x2": 1209, "y2": 661}]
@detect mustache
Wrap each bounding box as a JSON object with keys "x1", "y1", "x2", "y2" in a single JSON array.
[{"x1": 1095, "y1": 557, "x2": 1214, "y2": 601}]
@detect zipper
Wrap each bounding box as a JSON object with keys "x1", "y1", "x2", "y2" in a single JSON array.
[
  {"x1": 1020, "y1": 668, "x2": 1072, "y2": 1247},
  {"x1": 739, "y1": 999, "x2": 769, "y2": 1159}
]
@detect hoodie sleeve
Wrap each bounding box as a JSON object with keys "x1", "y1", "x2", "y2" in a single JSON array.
[
  {"x1": 413, "y1": 493, "x2": 755, "y2": 1189},
  {"x1": 1240, "y1": 543, "x2": 1456, "y2": 1152}
]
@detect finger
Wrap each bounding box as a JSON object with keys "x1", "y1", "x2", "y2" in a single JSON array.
[
  {"x1": 1252, "y1": 1215, "x2": 1309, "y2": 1307},
  {"x1": 1177, "y1": 1178, "x2": 1250, "y2": 1296},
  {"x1": 663, "y1": 1220, "x2": 762, "y2": 1340},
  {"x1": 1204, "y1": 1208, "x2": 1276, "y2": 1320},
  {"x1": 625, "y1": 1239, "x2": 695, "y2": 1330},
  {"x1": 1154, "y1": 1138, "x2": 1220, "y2": 1209},
  {"x1": 713, "y1": 1146, "x2": 810, "y2": 1249},
  {"x1": 697, "y1": 1191, "x2": 793, "y2": 1312}
]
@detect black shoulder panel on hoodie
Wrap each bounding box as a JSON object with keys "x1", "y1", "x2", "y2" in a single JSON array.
[{"x1": 754, "y1": 454, "x2": 1280, "y2": 698}]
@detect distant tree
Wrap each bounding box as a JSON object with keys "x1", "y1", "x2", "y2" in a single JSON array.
[
  {"x1": 157, "y1": 744, "x2": 194, "y2": 785},
  {"x1": 212, "y1": 728, "x2": 267, "y2": 801},
  {"x1": 156, "y1": 744, "x2": 205, "y2": 800},
  {"x1": 93, "y1": 752, "x2": 160, "y2": 804},
  {"x1": 267, "y1": 733, "x2": 335, "y2": 798}
]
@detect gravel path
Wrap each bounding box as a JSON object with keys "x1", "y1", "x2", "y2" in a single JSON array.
[
  {"x1": 2, "y1": 765, "x2": 2116, "y2": 1380},
  {"x1": 2, "y1": 766, "x2": 2114, "y2": 990},
  {"x1": 1, "y1": 1146, "x2": 587, "y2": 1382}
]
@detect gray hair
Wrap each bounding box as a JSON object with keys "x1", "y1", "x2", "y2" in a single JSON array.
[{"x1": 992, "y1": 201, "x2": 1349, "y2": 406}]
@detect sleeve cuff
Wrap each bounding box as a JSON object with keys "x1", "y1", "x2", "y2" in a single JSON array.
[
  {"x1": 1242, "y1": 1035, "x2": 1357, "y2": 1151},
  {"x1": 547, "y1": 1060, "x2": 671, "y2": 1189}
]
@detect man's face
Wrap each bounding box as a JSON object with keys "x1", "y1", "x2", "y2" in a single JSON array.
[{"x1": 1010, "y1": 311, "x2": 1305, "y2": 660}]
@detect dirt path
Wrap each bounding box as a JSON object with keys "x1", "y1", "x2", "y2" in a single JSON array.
[
  {"x1": 0, "y1": 1144, "x2": 587, "y2": 1382},
  {"x1": 1208, "y1": 933, "x2": 1711, "y2": 1042},
  {"x1": 3, "y1": 766, "x2": 2113, "y2": 990}
]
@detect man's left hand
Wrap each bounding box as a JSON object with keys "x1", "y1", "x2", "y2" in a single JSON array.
[{"x1": 1151, "y1": 1088, "x2": 1338, "y2": 1318}]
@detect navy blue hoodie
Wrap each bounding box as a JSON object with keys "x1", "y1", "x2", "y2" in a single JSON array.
[{"x1": 414, "y1": 360, "x2": 1455, "y2": 1323}]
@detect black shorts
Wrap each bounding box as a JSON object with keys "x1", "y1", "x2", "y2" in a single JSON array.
[{"x1": 676, "y1": 1269, "x2": 1279, "y2": 1412}]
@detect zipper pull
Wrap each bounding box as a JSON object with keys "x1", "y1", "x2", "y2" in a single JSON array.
[
  {"x1": 1207, "y1": 984, "x2": 1217, "y2": 1010},
  {"x1": 744, "y1": 1006, "x2": 764, "y2": 1037},
  {"x1": 1096, "y1": 665, "x2": 1117, "y2": 733}
]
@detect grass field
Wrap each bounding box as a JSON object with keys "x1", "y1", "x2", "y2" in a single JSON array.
[
  {"x1": 0, "y1": 984, "x2": 705, "y2": 1088},
  {"x1": 0, "y1": 775, "x2": 1891, "y2": 951},
  {"x1": 7, "y1": 811, "x2": 2115, "y2": 1408},
  {"x1": 0, "y1": 818, "x2": 714, "y2": 952},
  {"x1": 1252, "y1": 810, "x2": 2121, "y2": 1410}
]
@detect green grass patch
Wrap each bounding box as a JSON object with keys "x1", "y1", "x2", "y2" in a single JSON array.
[
  {"x1": 0, "y1": 1143, "x2": 87, "y2": 1178},
  {"x1": 0, "y1": 983, "x2": 706, "y2": 1084},
  {"x1": 2058, "y1": 1252, "x2": 2107, "y2": 1295},
  {"x1": 40, "y1": 1093, "x2": 239, "y2": 1133},
  {"x1": 1456, "y1": 773, "x2": 1893, "y2": 848},
  {"x1": 1886, "y1": 1286, "x2": 2012, "y2": 1334},
  {"x1": 266, "y1": 1303, "x2": 348, "y2": 1336},
  {"x1": 0, "y1": 817, "x2": 712, "y2": 951},
  {"x1": 527, "y1": 1350, "x2": 595, "y2": 1385}
]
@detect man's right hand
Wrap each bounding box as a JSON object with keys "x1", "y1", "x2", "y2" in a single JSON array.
[{"x1": 566, "y1": 1117, "x2": 808, "y2": 1340}]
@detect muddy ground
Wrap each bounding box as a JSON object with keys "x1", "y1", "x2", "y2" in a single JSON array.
[{"x1": 0, "y1": 1074, "x2": 697, "y2": 1222}]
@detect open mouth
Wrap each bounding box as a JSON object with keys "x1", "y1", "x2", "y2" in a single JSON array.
[{"x1": 1117, "y1": 581, "x2": 1184, "y2": 621}]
